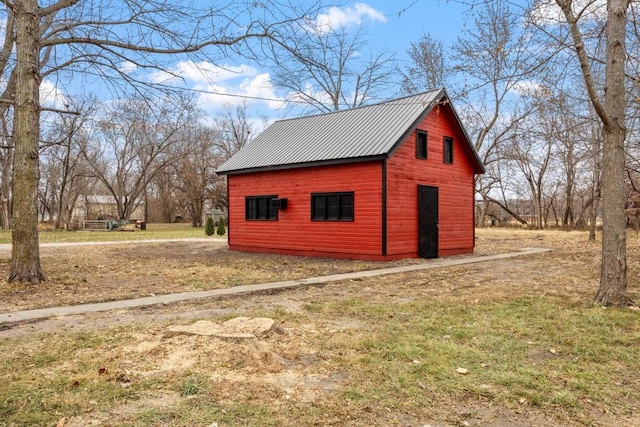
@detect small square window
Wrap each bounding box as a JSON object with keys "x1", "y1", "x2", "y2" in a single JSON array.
[
  {"x1": 416, "y1": 130, "x2": 428, "y2": 159},
  {"x1": 444, "y1": 137, "x2": 453, "y2": 164}
]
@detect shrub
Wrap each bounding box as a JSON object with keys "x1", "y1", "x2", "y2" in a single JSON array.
[
  {"x1": 216, "y1": 216, "x2": 226, "y2": 236},
  {"x1": 205, "y1": 216, "x2": 215, "y2": 236}
]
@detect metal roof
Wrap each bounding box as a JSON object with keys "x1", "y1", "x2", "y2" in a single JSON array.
[{"x1": 216, "y1": 88, "x2": 484, "y2": 175}]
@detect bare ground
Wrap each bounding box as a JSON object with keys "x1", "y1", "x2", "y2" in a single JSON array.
[{"x1": 1, "y1": 228, "x2": 639, "y2": 426}]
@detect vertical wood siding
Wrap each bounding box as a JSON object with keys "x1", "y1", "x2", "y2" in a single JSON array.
[
  {"x1": 386, "y1": 103, "x2": 476, "y2": 257},
  {"x1": 228, "y1": 161, "x2": 383, "y2": 259}
]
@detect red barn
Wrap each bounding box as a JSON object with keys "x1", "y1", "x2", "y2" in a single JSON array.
[{"x1": 216, "y1": 89, "x2": 485, "y2": 261}]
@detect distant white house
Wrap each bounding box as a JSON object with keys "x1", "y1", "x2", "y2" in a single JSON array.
[
  {"x1": 205, "y1": 209, "x2": 226, "y2": 225},
  {"x1": 73, "y1": 195, "x2": 145, "y2": 221}
]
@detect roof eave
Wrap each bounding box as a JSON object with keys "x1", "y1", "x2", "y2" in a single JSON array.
[{"x1": 216, "y1": 154, "x2": 388, "y2": 176}]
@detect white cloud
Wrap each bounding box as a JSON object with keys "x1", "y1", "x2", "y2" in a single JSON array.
[
  {"x1": 154, "y1": 61, "x2": 284, "y2": 111},
  {"x1": 150, "y1": 61, "x2": 258, "y2": 86},
  {"x1": 530, "y1": 0, "x2": 606, "y2": 25},
  {"x1": 240, "y1": 73, "x2": 287, "y2": 110},
  {"x1": 314, "y1": 3, "x2": 386, "y2": 33},
  {"x1": 40, "y1": 79, "x2": 70, "y2": 108},
  {"x1": 284, "y1": 83, "x2": 333, "y2": 109},
  {"x1": 119, "y1": 61, "x2": 137, "y2": 75},
  {"x1": 512, "y1": 81, "x2": 550, "y2": 98}
]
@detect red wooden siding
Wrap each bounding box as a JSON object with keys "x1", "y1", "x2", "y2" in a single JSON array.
[
  {"x1": 386, "y1": 103, "x2": 476, "y2": 257},
  {"x1": 227, "y1": 162, "x2": 384, "y2": 259}
]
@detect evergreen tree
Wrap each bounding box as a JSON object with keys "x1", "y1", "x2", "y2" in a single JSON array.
[
  {"x1": 205, "y1": 216, "x2": 215, "y2": 236},
  {"x1": 216, "y1": 217, "x2": 226, "y2": 236}
]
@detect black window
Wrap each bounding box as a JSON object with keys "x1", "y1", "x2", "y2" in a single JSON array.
[
  {"x1": 444, "y1": 136, "x2": 454, "y2": 164},
  {"x1": 311, "y1": 192, "x2": 354, "y2": 221},
  {"x1": 416, "y1": 130, "x2": 428, "y2": 159},
  {"x1": 246, "y1": 195, "x2": 278, "y2": 220}
]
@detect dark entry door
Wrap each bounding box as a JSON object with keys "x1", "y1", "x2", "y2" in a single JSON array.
[{"x1": 418, "y1": 185, "x2": 439, "y2": 258}]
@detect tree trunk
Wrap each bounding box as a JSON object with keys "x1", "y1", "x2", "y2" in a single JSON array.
[
  {"x1": 588, "y1": 202, "x2": 598, "y2": 240},
  {"x1": 10, "y1": 0, "x2": 46, "y2": 283},
  {"x1": 477, "y1": 191, "x2": 489, "y2": 227},
  {"x1": 588, "y1": 131, "x2": 602, "y2": 241},
  {"x1": 594, "y1": 0, "x2": 630, "y2": 305},
  {"x1": 0, "y1": 118, "x2": 13, "y2": 230},
  {"x1": 487, "y1": 197, "x2": 528, "y2": 225},
  {"x1": 595, "y1": 123, "x2": 629, "y2": 305}
]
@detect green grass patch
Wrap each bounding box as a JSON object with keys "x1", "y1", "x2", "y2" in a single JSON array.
[
  {"x1": 310, "y1": 294, "x2": 640, "y2": 419},
  {"x1": 179, "y1": 372, "x2": 210, "y2": 396}
]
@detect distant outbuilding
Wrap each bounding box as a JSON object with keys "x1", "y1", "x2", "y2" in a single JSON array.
[{"x1": 216, "y1": 88, "x2": 485, "y2": 261}]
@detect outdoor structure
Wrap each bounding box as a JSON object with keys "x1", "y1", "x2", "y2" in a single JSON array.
[
  {"x1": 216, "y1": 89, "x2": 485, "y2": 261},
  {"x1": 73, "y1": 195, "x2": 145, "y2": 221}
]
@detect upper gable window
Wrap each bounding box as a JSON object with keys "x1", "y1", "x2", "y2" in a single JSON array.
[
  {"x1": 444, "y1": 137, "x2": 454, "y2": 164},
  {"x1": 416, "y1": 130, "x2": 428, "y2": 159}
]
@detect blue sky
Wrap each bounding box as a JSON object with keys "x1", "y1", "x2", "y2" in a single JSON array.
[
  {"x1": 40, "y1": 1, "x2": 472, "y2": 125},
  {"x1": 366, "y1": 1, "x2": 468, "y2": 54}
]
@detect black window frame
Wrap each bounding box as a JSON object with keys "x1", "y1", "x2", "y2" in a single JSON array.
[
  {"x1": 443, "y1": 136, "x2": 454, "y2": 164},
  {"x1": 245, "y1": 195, "x2": 278, "y2": 220},
  {"x1": 311, "y1": 192, "x2": 354, "y2": 221},
  {"x1": 416, "y1": 130, "x2": 428, "y2": 159}
]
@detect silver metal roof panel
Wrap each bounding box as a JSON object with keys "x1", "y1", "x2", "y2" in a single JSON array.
[{"x1": 216, "y1": 89, "x2": 483, "y2": 175}]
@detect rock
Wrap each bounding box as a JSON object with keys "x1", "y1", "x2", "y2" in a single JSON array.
[{"x1": 456, "y1": 367, "x2": 469, "y2": 375}]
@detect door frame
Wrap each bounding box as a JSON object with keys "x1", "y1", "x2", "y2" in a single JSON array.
[{"x1": 418, "y1": 185, "x2": 439, "y2": 258}]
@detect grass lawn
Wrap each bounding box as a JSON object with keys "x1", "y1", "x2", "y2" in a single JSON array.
[
  {"x1": 0, "y1": 222, "x2": 213, "y2": 244},
  {"x1": 0, "y1": 228, "x2": 639, "y2": 426}
]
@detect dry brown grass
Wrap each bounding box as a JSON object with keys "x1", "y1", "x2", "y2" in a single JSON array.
[
  {"x1": 1, "y1": 228, "x2": 640, "y2": 426},
  {"x1": 1, "y1": 226, "x2": 628, "y2": 313},
  {"x1": 0, "y1": 241, "x2": 409, "y2": 312}
]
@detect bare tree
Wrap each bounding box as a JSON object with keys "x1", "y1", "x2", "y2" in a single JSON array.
[
  {"x1": 150, "y1": 169, "x2": 179, "y2": 223},
  {"x1": 10, "y1": 0, "x2": 47, "y2": 282},
  {"x1": 83, "y1": 96, "x2": 195, "y2": 220},
  {"x1": 552, "y1": 0, "x2": 633, "y2": 306},
  {"x1": 400, "y1": 31, "x2": 449, "y2": 94},
  {"x1": 503, "y1": 100, "x2": 556, "y2": 230},
  {"x1": 207, "y1": 103, "x2": 257, "y2": 212},
  {"x1": 0, "y1": 112, "x2": 13, "y2": 229},
  {"x1": 272, "y1": 24, "x2": 395, "y2": 112},
  {"x1": 2, "y1": 0, "x2": 323, "y2": 283},
  {"x1": 173, "y1": 126, "x2": 219, "y2": 227},
  {"x1": 448, "y1": 0, "x2": 549, "y2": 226},
  {"x1": 38, "y1": 158, "x2": 56, "y2": 222},
  {"x1": 213, "y1": 104, "x2": 255, "y2": 160},
  {"x1": 39, "y1": 98, "x2": 95, "y2": 229}
]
